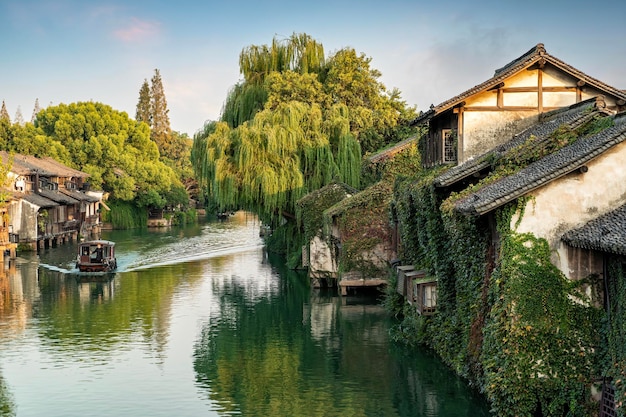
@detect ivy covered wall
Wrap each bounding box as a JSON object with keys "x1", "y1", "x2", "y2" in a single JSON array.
[{"x1": 391, "y1": 177, "x2": 605, "y2": 416}]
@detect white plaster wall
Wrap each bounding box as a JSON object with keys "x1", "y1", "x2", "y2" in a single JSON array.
[
  {"x1": 466, "y1": 90, "x2": 497, "y2": 107},
  {"x1": 507, "y1": 69, "x2": 538, "y2": 87},
  {"x1": 9, "y1": 200, "x2": 39, "y2": 241},
  {"x1": 309, "y1": 235, "x2": 337, "y2": 276},
  {"x1": 513, "y1": 140, "x2": 626, "y2": 278},
  {"x1": 463, "y1": 112, "x2": 538, "y2": 161}
]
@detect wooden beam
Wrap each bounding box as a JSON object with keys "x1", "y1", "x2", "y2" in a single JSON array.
[
  {"x1": 538, "y1": 68, "x2": 543, "y2": 113},
  {"x1": 501, "y1": 86, "x2": 578, "y2": 93},
  {"x1": 461, "y1": 106, "x2": 561, "y2": 112}
]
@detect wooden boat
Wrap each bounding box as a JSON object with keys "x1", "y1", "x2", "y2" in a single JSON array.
[{"x1": 76, "y1": 240, "x2": 117, "y2": 272}]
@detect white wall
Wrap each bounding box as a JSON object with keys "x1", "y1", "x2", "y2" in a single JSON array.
[{"x1": 512, "y1": 140, "x2": 626, "y2": 278}]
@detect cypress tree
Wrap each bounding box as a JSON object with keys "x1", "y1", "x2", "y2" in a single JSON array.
[
  {"x1": 0, "y1": 101, "x2": 10, "y2": 123},
  {"x1": 31, "y1": 98, "x2": 41, "y2": 123},
  {"x1": 149, "y1": 69, "x2": 172, "y2": 156},
  {"x1": 136, "y1": 79, "x2": 151, "y2": 126},
  {"x1": 14, "y1": 106, "x2": 24, "y2": 126}
]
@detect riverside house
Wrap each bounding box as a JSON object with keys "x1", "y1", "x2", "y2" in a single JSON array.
[
  {"x1": 2, "y1": 152, "x2": 103, "y2": 251},
  {"x1": 397, "y1": 43, "x2": 626, "y2": 415}
]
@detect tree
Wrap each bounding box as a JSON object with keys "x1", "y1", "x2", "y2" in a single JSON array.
[
  {"x1": 31, "y1": 98, "x2": 41, "y2": 123},
  {"x1": 222, "y1": 33, "x2": 325, "y2": 128},
  {"x1": 192, "y1": 33, "x2": 418, "y2": 260},
  {"x1": 135, "y1": 79, "x2": 151, "y2": 126},
  {"x1": 14, "y1": 106, "x2": 24, "y2": 126},
  {"x1": 149, "y1": 69, "x2": 172, "y2": 155},
  {"x1": 34, "y1": 101, "x2": 180, "y2": 207},
  {"x1": 0, "y1": 101, "x2": 10, "y2": 123}
]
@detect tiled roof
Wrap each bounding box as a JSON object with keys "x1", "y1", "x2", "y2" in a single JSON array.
[
  {"x1": 455, "y1": 112, "x2": 626, "y2": 216},
  {"x1": 562, "y1": 204, "x2": 626, "y2": 255},
  {"x1": 325, "y1": 180, "x2": 392, "y2": 218},
  {"x1": 0, "y1": 151, "x2": 89, "y2": 178},
  {"x1": 38, "y1": 188, "x2": 79, "y2": 205},
  {"x1": 20, "y1": 192, "x2": 59, "y2": 208},
  {"x1": 296, "y1": 181, "x2": 358, "y2": 205},
  {"x1": 60, "y1": 188, "x2": 100, "y2": 202},
  {"x1": 413, "y1": 44, "x2": 626, "y2": 125},
  {"x1": 434, "y1": 96, "x2": 614, "y2": 188},
  {"x1": 368, "y1": 135, "x2": 419, "y2": 163}
]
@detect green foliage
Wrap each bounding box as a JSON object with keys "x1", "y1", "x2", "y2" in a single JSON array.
[
  {"x1": 603, "y1": 258, "x2": 626, "y2": 415},
  {"x1": 325, "y1": 180, "x2": 393, "y2": 277},
  {"x1": 33, "y1": 102, "x2": 182, "y2": 206},
  {"x1": 135, "y1": 79, "x2": 151, "y2": 126},
  {"x1": 221, "y1": 83, "x2": 268, "y2": 129},
  {"x1": 0, "y1": 100, "x2": 196, "y2": 229},
  {"x1": 481, "y1": 206, "x2": 602, "y2": 416},
  {"x1": 296, "y1": 182, "x2": 357, "y2": 245},
  {"x1": 361, "y1": 140, "x2": 423, "y2": 187},
  {"x1": 100, "y1": 200, "x2": 147, "y2": 229},
  {"x1": 391, "y1": 164, "x2": 604, "y2": 415},
  {"x1": 442, "y1": 115, "x2": 615, "y2": 214},
  {"x1": 0, "y1": 101, "x2": 9, "y2": 122},
  {"x1": 193, "y1": 32, "x2": 418, "y2": 263},
  {"x1": 193, "y1": 101, "x2": 361, "y2": 226},
  {"x1": 150, "y1": 69, "x2": 172, "y2": 151}
]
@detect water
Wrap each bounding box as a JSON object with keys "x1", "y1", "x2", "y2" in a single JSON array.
[{"x1": 0, "y1": 212, "x2": 490, "y2": 416}]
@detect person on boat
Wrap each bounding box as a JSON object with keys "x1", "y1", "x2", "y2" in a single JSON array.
[{"x1": 92, "y1": 244, "x2": 103, "y2": 262}]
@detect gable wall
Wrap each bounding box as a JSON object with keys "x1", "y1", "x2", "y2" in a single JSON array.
[
  {"x1": 459, "y1": 66, "x2": 619, "y2": 164},
  {"x1": 512, "y1": 140, "x2": 626, "y2": 280},
  {"x1": 463, "y1": 111, "x2": 538, "y2": 160}
]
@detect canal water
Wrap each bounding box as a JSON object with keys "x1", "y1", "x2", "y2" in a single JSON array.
[{"x1": 0, "y1": 212, "x2": 490, "y2": 416}]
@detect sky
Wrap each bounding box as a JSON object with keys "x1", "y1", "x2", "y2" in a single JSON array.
[{"x1": 1, "y1": 0, "x2": 625, "y2": 136}]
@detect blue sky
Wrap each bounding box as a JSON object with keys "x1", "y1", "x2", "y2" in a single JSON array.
[{"x1": 1, "y1": 0, "x2": 625, "y2": 136}]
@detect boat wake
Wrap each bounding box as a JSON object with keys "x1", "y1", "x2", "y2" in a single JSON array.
[
  {"x1": 122, "y1": 241, "x2": 264, "y2": 272},
  {"x1": 37, "y1": 212, "x2": 265, "y2": 275}
]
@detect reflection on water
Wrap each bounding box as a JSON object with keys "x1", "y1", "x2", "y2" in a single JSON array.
[{"x1": 0, "y1": 212, "x2": 490, "y2": 416}]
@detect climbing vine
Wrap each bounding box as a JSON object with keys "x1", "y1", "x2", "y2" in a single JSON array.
[
  {"x1": 480, "y1": 203, "x2": 603, "y2": 416},
  {"x1": 604, "y1": 257, "x2": 626, "y2": 415},
  {"x1": 389, "y1": 115, "x2": 614, "y2": 415},
  {"x1": 325, "y1": 180, "x2": 393, "y2": 277}
]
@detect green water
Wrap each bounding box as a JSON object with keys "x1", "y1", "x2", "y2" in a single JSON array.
[{"x1": 0, "y1": 212, "x2": 490, "y2": 416}]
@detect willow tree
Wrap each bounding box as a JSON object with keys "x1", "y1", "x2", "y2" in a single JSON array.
[
  {"x1": 195, "y1": 101, "x2": 358, "y2": 218},
  {"x1": 222, "y1": 33, "x2": 325, "y2": 128},
  {"x1": 193, "y1": 33, "x2": 417, "y2": 261}
]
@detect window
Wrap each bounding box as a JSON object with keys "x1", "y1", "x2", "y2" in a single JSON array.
[{"x1": 443, "y1": 129, "x2": 457, "y2": 163}]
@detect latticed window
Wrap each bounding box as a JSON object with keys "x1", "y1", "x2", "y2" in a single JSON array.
[
  {"x1": 442, "y1": 129, "x2": 457, "y2": 163},
  {"x1": 600, "y1": 378, "x2": 617, "y2": 417}
]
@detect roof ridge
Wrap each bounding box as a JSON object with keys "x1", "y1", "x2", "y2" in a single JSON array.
[
  {"x1": 413, "y1": 45, "x2": 626, "y2": 125},
  {"x1": 493, "y1": 43, "x2": 545, "y2": 77}
]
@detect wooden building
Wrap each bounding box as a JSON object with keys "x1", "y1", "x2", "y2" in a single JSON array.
[
  {"x1": 415, "y1": 43, "x2": 626, "y2": 168},
  {"x1": 2, "y1": 152, "x2": 102, "y2": 250}
]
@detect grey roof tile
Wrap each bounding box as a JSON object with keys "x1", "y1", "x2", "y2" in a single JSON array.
[
  {"x1": 455, "y1": 112, "x2": 626, "y2": 215},
  {"x1": 562, "y1": 204, "x2": 626, "y2": 255},
  {"x1": 20, "y1": 192, "x2": 59, "y2": 208},
  {"x1": 434, "y1": 97, "x2": 613, "y2": 188}
]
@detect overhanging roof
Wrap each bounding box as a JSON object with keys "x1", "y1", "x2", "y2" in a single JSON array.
[
  {"x1": 413, "y1": 43, "x2": 626, "y2": 125},
  {"x1": 562, "y1": 204, "x2": 626, "y2": 255},
  {"x1": 434, "y1": 96, "x2": 614, "y2": 188},
  {"x1": 455, "y1": 112, "x2": 626, "y2": 216}
]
